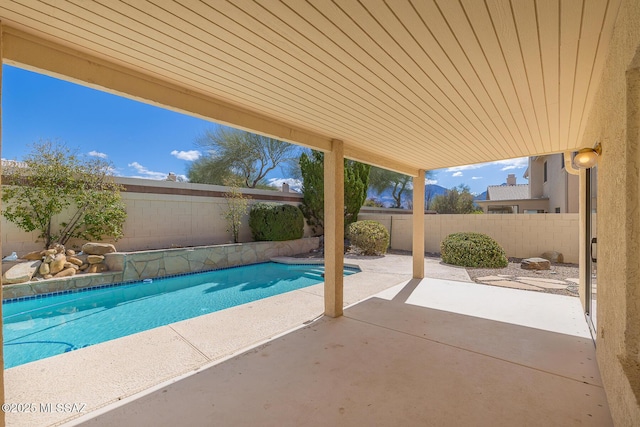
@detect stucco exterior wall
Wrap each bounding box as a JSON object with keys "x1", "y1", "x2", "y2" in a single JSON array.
[
  {"x1": 578, "y1": 0, "x2": 640, "y2": 423},
  {"x1": 358, "y1": 213, "x2": 579, "y2": 263},
  {"x1": 1, "y1": 178, "x2": 308, "y2": 256}
]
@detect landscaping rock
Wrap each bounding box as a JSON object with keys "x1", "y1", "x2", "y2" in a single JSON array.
[
  {"x1": 39, "y1": 262, "x2": 50, "y2": 276},
  {"x1": 43, "y1": 249, "x2": 57, "y2": 256},
  {"x1": 49, "y1": 254, "x2": 67, "y2": 274},
  {"x1": 67, "y1": 256, "x2": 83, "y2": 266},
  {"x1": 66, "y1": 249, "x2": 76, "y2": 256},
  {"x1": 87, "y1": 255, "x2": 105, "y2": 264},
  {"x1": 22, "y1": 250, "x2": 44, "y2": 261},
  {"x1": 54, "y1": 267, "x2": 76, "y2": 278},
  {"x1": 82, "y1": 242, "x2": 116, "y2": 255},
  {"x1": 43, "y1": 274, "x2": 53, "y2": 279},
  {"x1": 3, "y1": 261, "x2": 42, "y2": 284},
  {"x1": 541, "y1": 251, "x2": 564, "y2": 263},
  {"x1": 521, "y1": 257, "x2": 551, "y2": 270},
  {"x1": 87, "y1": 263, "x2": 109, "y2": 274},
  {"x1": 49, "y1": 243, "x2": 65, "y2": 254},
  {"x1": 79, "y1": 263, "x2": 89, "y2": 271}
]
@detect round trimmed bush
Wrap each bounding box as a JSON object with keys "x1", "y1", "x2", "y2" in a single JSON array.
[
  {"x1": 249, "y1": 203, "x2": 304, "y2": 241},
  {"x1": 347, "y1": 220, "x2": 389, "y2": 256},
  {"x1": 440, "y1": 232, "x2": 508, "y2": 268}
]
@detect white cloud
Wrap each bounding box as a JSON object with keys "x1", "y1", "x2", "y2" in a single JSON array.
[
  {"x1": 170, "y1": 150, "x2": 201, "y2": 161},
  {"x1": 446, "y1": 164, "x2": 482, "y2": 172},
  {"x1": 268, "y1": 178, "x2": 302, "y2": 192},
  {"x1": 88, "y1": 150, "x2": 108, "y2": 159},
  {"x1": 472, "y1": 176, "x2": 483, "y2": 180},
  {"x1": 452, "y1": 171, "x2": 463, "y2": 177},
  {"x1": 127, "y1": 162, "x2": 168, "y2": 180},
  {"x1": 425, "y1": 178, "x2": 438, "y2": 185},
  {"x1": 446, "y1": 157, "x2": 529, "y2": 172},
  {"x1": 494, "y1": 157, "x2": 528, "y2": 171}
]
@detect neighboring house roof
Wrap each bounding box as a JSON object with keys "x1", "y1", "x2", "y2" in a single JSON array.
[{"x1": 486, "y1": 184, "x2": 530, "y2": 201}]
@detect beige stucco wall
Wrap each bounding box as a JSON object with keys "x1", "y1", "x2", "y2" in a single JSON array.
[
  {"x1": 1, "y1": 178, "x2": 308, "y2": 256},
  {"x1": 577, "y1": 0, "x2": 640, "y2": 423},
  {"x1": 358, "y1": 213, "x2": 579, "y2": 263},
  {"x1": 475, "y1": 198, "x2": 549, "y2": 214}
]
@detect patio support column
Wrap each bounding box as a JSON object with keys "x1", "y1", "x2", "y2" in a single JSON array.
[
  {"x1": 0, "y1": 22, "x2": 6, "y2": 427},
  {"x1": 412, "y1": 170, "x2": 425, "y2": 279},
  {"x1": 324, "y1": 140, "x2": 344, "y2": 318}
]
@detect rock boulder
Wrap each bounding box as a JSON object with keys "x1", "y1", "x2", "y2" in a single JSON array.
[
  {"x1": 3, "y1": 261, "x2": 42, "y2": 284},
  {"x1": 521, "y1": 257, "x2": 551, "y2": 270},
  {"x1": 541, "y1": 251, "x2": 564, "y2": 263},
  {"x1": 21, "y1": 251, "x2": 44, "y2": 261},
  {"x1": 82, "y1": 243, "x2": 116, "y2": 255}
]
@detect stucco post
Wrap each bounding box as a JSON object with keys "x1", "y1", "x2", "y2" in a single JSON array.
[
  {"x1": 324, "y1": 140, "x2": 344, "y2": 317},
  {"x1": 0, "y1": 21, "x2": 6, "y2": 427},
  {"x1": 412, "y1": 170, "x2": 425, "y2": 278}
]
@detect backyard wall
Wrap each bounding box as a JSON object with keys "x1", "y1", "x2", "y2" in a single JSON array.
[
  {"x1": 1, "y1": 177, "x2": 308, "y2": 256},
  {"x1": 358, "y1": 211, "x2": 579, "y2": 263}
]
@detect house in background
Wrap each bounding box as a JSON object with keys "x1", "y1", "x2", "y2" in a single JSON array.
[{"x1": 476, "y1": 154, "x2": 579, "y2": 214}]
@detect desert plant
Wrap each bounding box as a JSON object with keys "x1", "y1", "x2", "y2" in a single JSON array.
[
  {"x1": 347, "y1": 220, "x2": 389, "y2": 256},
  {"x1": 249, "y1": 203, "x2": 304, "y2": 241},
  {"x1": 222, "y1": 179, "x2": 249, "y2": 243},
  {"x1": 1, "y1": 140, "x2": 126, "y2": 248},
  {"x1": 440, "y1": 232, "x2": 508, "y2": 268}
]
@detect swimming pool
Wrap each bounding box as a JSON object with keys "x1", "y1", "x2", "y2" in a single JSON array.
[{"x1": 3, "y1": 262, "x2": 358, "y2": 369}]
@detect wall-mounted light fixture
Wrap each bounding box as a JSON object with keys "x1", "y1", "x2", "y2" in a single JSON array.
[{"x1": 573, "y1": 143, "x2": 602, "y2": 169}]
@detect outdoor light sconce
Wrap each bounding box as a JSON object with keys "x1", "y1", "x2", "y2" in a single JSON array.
[{"x1": 573, "y1": 143, "x2": 602, "y2": 169}]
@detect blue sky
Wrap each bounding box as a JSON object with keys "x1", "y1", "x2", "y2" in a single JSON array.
[{"x1": 1, "y1": 65, "x2": 528, "y2": 194}]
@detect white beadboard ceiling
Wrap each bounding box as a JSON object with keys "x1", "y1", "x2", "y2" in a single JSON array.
[{"x1": 0, "y1": 0, "x2": 621, "y2": 172}]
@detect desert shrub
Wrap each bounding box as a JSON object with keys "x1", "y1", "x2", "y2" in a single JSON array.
[
  {"x1": 347, "y1": 220, "x2": 389, "y2": 256},
  {"x1": 249, "y1": 203, "x2": 304, "y2": 241},
  {"x1": 440, "y1": 232, "x2": 508, "y2": 268}
]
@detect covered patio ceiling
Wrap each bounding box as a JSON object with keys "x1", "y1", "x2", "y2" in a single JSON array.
[{"x1": 0, "y1": 0, "x2": 621, "y2": 174}]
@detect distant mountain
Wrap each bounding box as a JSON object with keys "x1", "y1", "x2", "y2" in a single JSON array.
[
  {"x1": 367, "y1": 184, "x2": 448, "y2": 209},
  {"x1": 474, "y1": 191, "x2": 487, "y2": 201}
]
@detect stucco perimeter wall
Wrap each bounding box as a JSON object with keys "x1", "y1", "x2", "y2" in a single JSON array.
[
  {"x1": 1, "y1": 178, "x2": 308, "y2": 257},
  {"x1": 2, "y1": 238, "x2": 320, "y2": 299},
  {"x1": 578, "y1": 0, "x2": 640, "y2": 424},
  {"x1": 358, "y1": 213, "x2": 579, "y2": 263}
]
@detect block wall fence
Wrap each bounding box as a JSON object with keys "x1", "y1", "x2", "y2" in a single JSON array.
[
  {"x1": 1, "y1": 178, "x2": 580, "y2": 263},
  {"x1": 1, "y1": 177, "x2": 308, "y2": 257},
  {"x1": 358, "y1": 211, "x2": 580, "y2": 263}
]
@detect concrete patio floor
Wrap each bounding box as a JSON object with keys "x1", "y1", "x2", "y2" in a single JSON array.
[
  {"x1": 5, "y1": 254, "x2": 446, "y2": 427},
  {"x1": 71, "y1": 272, "x2": 610, "y2": 426}
]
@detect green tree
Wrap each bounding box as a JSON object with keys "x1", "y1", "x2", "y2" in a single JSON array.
[
  {"x1": 188, "y1": 127, "x2": 299, "y2": 188},
  {"x1": 367, "y1": 168, "x2": 408, "y2": 208},
  {"x1": 299, "y1": 150, "x2": 370, "y2": 235},
  {"x1": 2, "y1": 140, "x2": 127, "y2": 248},
  {"x1": 369, "y1": 167, "x2": 436, "y2": 208},
  {"x1": 222, "y1": 178, "x2": 249, "y2": 243},
  {"x1": 431, "y1": 184, "x2": 482, "y2": 214}
]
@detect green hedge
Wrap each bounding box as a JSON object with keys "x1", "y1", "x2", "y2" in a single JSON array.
[
  {"x1": 249, "y1": 203, "x2": 304, "y2": 241},
  {"x1": 347, "y1": 220, "x2": 389, "y2": 256},
  {"x1": 440, "y1": 232, "x2": 508, "y2": 268}
]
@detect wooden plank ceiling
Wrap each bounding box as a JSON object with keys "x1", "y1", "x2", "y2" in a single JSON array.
[{"x1": 0, "y1": 0, "x2": 621, "y2": 172}]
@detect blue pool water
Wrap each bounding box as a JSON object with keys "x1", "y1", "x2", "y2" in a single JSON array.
[{"x1": 3, "y1": 262, "x2": 358, "y2": 369}]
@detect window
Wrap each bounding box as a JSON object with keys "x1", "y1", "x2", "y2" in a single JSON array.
[
  {"x1": 543, "y1": 161, "x2": 548, "y2": 182},
  {"x1": 555, "y1": 207, "x2": 561, "y2": 213},
  {"x1": 561, "y1": 153, "x2": 565, "y2": 169}
]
